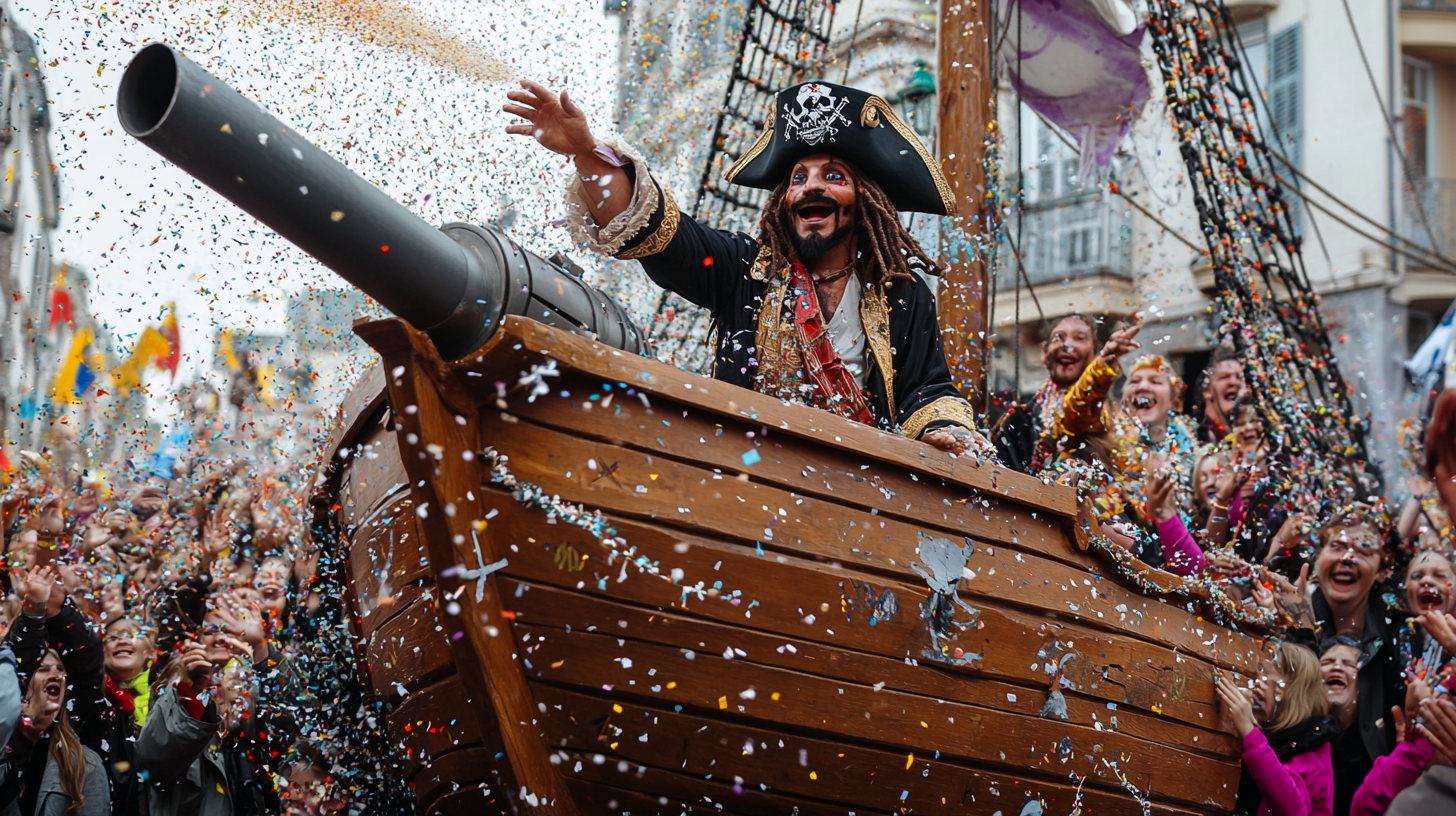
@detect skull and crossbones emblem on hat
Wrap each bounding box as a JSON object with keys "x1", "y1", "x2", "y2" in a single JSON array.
[{"x1": 782, "y1": 83, "x2": 851, "y2": 146}]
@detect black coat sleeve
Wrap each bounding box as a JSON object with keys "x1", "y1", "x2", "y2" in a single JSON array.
[
  {"x1": 45, "y1": 604, "x2": 107, "y2": 754},
  {"x1": 618, "y1": 176, "x2": 761, "y2": 316}
]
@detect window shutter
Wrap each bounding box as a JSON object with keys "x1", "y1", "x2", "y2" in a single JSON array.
[
  {"x1": 1269, "y1": 23, "x2": 1302, "y2": 234},
  {"x1": 1270, "y1": 23, "x2": 1301, "y2": 167}
]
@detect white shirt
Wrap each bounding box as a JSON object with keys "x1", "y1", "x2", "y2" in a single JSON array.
[{"x1": 825, "y1": 273, "x2": 867, "y2": 388}]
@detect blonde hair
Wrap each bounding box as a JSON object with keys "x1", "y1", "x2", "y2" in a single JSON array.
[{"x1": 1265, "y1": 642, "x2": 1329, "y2": 731}]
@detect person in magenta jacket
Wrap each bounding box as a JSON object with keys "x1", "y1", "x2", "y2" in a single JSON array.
[
  {"x1": 1217, "y1": 641, "x2": 1339, "y2": 816},
  {"x1": 1348, "y1": 643, "x2": 1456, "y2": 816},
  {"x1": 1143, "y1": 464, "x2": 1205, "y2": 576}
]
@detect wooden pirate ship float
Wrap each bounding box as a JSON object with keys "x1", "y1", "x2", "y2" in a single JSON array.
[
  {"x1": 318, "y1": 314, "x2": 1268, "y2": 816},
  {"x1": 113, "y1": 40, "x2": 1275, "y2": 816}
]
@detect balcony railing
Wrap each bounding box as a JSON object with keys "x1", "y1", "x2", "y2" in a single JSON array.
[
  {"x1": 1401, "y1": 178, "x2": 1456, "y2": 262},
  {"x1": 996, "y1": 191, "x2": 1133, "y2": 288}
]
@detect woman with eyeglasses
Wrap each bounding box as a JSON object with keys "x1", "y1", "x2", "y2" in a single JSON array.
[{"x1": 1259, "y1": 508, "x2": 1408, "y2": 816}]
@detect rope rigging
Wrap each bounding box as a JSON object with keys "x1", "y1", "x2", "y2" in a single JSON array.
[
  {"x1": 642, "y1": 0, "x2": 838, "y2": 371},
  {"x1": 1147, "y1": 0, "x2": 1382, "y2": 506}
]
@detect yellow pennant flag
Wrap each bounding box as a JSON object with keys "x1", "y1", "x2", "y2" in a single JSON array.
[
  {"x1": 112, "y1": 326, "x2": 172, "y2": 394},
  {"x1": 52, "y1": 327, "x2": 96, "y2": 404}
]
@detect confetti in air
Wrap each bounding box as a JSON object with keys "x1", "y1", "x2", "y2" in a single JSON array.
[{"x1": 241, "y1": 0, "x2": 512, "y2": 83}]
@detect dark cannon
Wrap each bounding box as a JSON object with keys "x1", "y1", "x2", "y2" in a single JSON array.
[{"x1": 117, "y1": 42, "x2": 641, "y2": 361}]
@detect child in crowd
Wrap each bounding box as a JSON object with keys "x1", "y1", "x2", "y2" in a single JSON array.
[{"x1": 1217, "y1": 642, "x2": 1338, "y2": 816}]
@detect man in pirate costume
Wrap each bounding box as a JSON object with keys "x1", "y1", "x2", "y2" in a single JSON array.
[{"x1": 504, "y1": 79, "x2": 993, "y2": 454}]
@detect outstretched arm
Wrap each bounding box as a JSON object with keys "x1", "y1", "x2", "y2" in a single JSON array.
[{"x1": 504, "y1": 80, "x2": 633, "y2": 228}]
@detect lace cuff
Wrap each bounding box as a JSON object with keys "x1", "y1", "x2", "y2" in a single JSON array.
[{"x1": 562, "y1": 135, "x2": 662, "y2": 258}]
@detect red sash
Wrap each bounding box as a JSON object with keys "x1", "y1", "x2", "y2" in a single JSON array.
[{"x1": 789, "y1": 263, "x2": 876, "y2": 426}]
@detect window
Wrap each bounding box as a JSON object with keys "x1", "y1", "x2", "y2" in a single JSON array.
[
  {"x1": 1403, "y1": 57, "x2": 1434, "y2": 180},
  {"x1": 1269, "y1": 24, "x2": 1302, "y2": 168}
]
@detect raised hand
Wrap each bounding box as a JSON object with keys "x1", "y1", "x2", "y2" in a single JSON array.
[
  {"x1": 921, "y1": 426, "x2": 996, "y2": 458},
  {"x1": 1215, "y1": 672, "x2": 1257, "y2": 737},
  {"x1": 1100, "y1": 315, "x2": 1142, "y2": 363},
  {"x1": 1419, "y1": 611, "x2": 1456, "y2": 654},
  {"x1": 21, "y1": 565, "x2": 55, "y2": 617},
  {"x1": 1266, "y1": 563, "x2": 1314, "y2": 630},
  {"x1": 215, "y1": 595, "x2": 268, "y2": 664},
  {"x1": 1144, "y1": 466, "x2": 1177, "y2": 523},
  {"x1": 503, "y1": 80, "x2": 596, "y2": 158},
  {"x1": 179, "y1": 640, "x2": 216, "y2": 690},
  {"x1": 1420, "y1": 696, "x2": 1456, "y2": 766}
]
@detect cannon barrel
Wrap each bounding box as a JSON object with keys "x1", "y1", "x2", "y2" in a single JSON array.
[{"x1": 117, "y1": 42, "x2": 642, "y2": 360}]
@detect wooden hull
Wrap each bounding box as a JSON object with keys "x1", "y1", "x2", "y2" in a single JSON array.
[{"x1": 320, "y1": 316, "x2": 1267, "y2": 815}]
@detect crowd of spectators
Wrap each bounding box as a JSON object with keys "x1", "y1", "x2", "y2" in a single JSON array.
[
  {"x1": 990, "y1": 313, "x2": 1456, "y2": 816},
  {"x1": 0, "y1": 454, "x2": 380, "y2": 816}
]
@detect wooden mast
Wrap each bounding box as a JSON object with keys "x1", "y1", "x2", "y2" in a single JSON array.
[{"x1": 936, "y1": 0, "x2": 994, "y2": 407}]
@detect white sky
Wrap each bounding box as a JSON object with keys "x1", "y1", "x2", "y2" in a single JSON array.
[{"x1": 15, "y1": 0, "x2": 618, "y2": 387}]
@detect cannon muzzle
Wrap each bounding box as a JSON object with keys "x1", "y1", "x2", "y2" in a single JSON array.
[{"x1": 117, "y1": 42, "x2": 642, "y2": 360}]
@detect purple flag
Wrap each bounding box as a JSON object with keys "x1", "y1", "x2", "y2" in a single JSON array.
[{"x1": 999, "y1": 0, "x2": 1150, "y2": 173}]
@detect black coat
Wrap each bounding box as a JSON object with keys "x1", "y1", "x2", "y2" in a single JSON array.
[
  {"x1": 618, "y1": 178, "x2": 976, "y2": 438},
  {"x1": 1300, "y1": 591, "x2": 1404, "y2": 762}
]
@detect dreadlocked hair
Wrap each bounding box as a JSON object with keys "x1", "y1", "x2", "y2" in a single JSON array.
[{"x1": 757, "y1": 166, "x2": 941, "y2": 286}]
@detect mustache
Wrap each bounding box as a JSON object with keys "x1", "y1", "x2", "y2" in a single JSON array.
[{"x1": 791, "y1": 193, "x2": 851, "y2": 217}]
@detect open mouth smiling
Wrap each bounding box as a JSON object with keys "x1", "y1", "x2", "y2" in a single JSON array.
[
  {"x1": 43, "y1": 678, "x2": 62, "y2": 700},
  {"x1": 1328, "y1": 563, "x2": 1362, "y2": 591},
  {"x1": 1416, "y1": 585, "x2": 1445, "y2": 611},
  {"x1": 795, "y1": 202, "x2": 837, "y2": 226},
  {"x1": 1323, "y1": 675, "x2": 1349, "y2": 693}
]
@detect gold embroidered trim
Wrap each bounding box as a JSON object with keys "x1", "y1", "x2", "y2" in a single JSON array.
[
  {"x1": 861, "y1": 284, "x2": 894, "y2": 412},
  {"x1": 725, "y1": 105, "x2": 777, "y2": 183},
  {"x1": 859, "y1": 96, "x2": 957, "y2": 216},
  {"x1": 749, "y1": 244, "x2": 776, "y2": 282},
  {"x1": 901, "y1": 395, "x2": 980, "y2": 439},
  {"x1": 753, "y1": 274, "x2": 801, "y2": 401},
  {"x1": 617, "y1": 189, "x2": 681, "y2": 260}
]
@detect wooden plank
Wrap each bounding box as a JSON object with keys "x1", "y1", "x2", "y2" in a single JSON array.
[
  {"x1": 441, "y1": 315, "x2": 1076, "y2": 515},
  {"x1": 342, "y1": 419, "x2": 407, "y2": 530},
  {"x1": 505, "y1": 374, "x2": 1071, "y2": 562},
  {"x1": 487, "y1": 497, "x2": 1243, "y2": 729},
  {"x1": 480, "y1": 418, "x2": 1267, "y2": 670},
  {"x1": 349, "y1": 492, "x2": 432, "y2": 634},
  {"x1": 503, "y1": 577, "x2": 1236, "y2": 758},
  {"x1": 425, "y1": 780, "x2": 508, "y2": 816},
  {"x1": 388, "y1": 675, "x2": 487, "y2": 776},
  {"x1": 357, "y1": 318, "x2": 578, "y2": 815},
  {"x1": 366, "y1": 595, "x2": 455, "y2": 704},
  {"x1": 316, "y1": 362, "x2": 386, "y2": 526},
  {"x1": 536, "y1": 685, "x2": 1214, "y2": 816},
  {"x1": 564, "y1": 779, "x2": 736, "y2": 816},
  {"x1": 409, "y1": 748, "x2": 503, "y2": 814},
  {"x1": 517, "y1": 623, "x2": 1235, "y2": 809}
]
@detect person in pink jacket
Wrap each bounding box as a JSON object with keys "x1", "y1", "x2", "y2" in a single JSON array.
[
  {"x1": 1217, "y1": 641, "x2": 1339, "y2": 816},
  {"x1": 1349, "y1": 618, "x2": 1456, "y2": 816}
]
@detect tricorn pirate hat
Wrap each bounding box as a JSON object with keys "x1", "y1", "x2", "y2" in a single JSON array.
[{"x1": 724, "y1": 81, "x2": 956, "y2": 216}]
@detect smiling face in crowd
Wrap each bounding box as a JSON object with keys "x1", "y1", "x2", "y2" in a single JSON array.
[
  {"x1": 1319, "y1": 642, "x2": 1360, "y2": 726},
  {"x1": 1041, "y1": 316, "x2": 1097, "y2": 388},
  {"x1": 1203, "y1": 359, "x2": 1246, "y2": 425},
  {"x1": 1405, "y1": 550, "x2": 1456, "y2": 615},
  {"x1": 1123, "y1": 364, "x2": 1181, "y2": 427},
  {"x1": 104, "y1": 617, "x2": 154, "y2": 683},
  {"x1": 1314, "y1": 522, "x2": 1385, "y2": 613}
]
